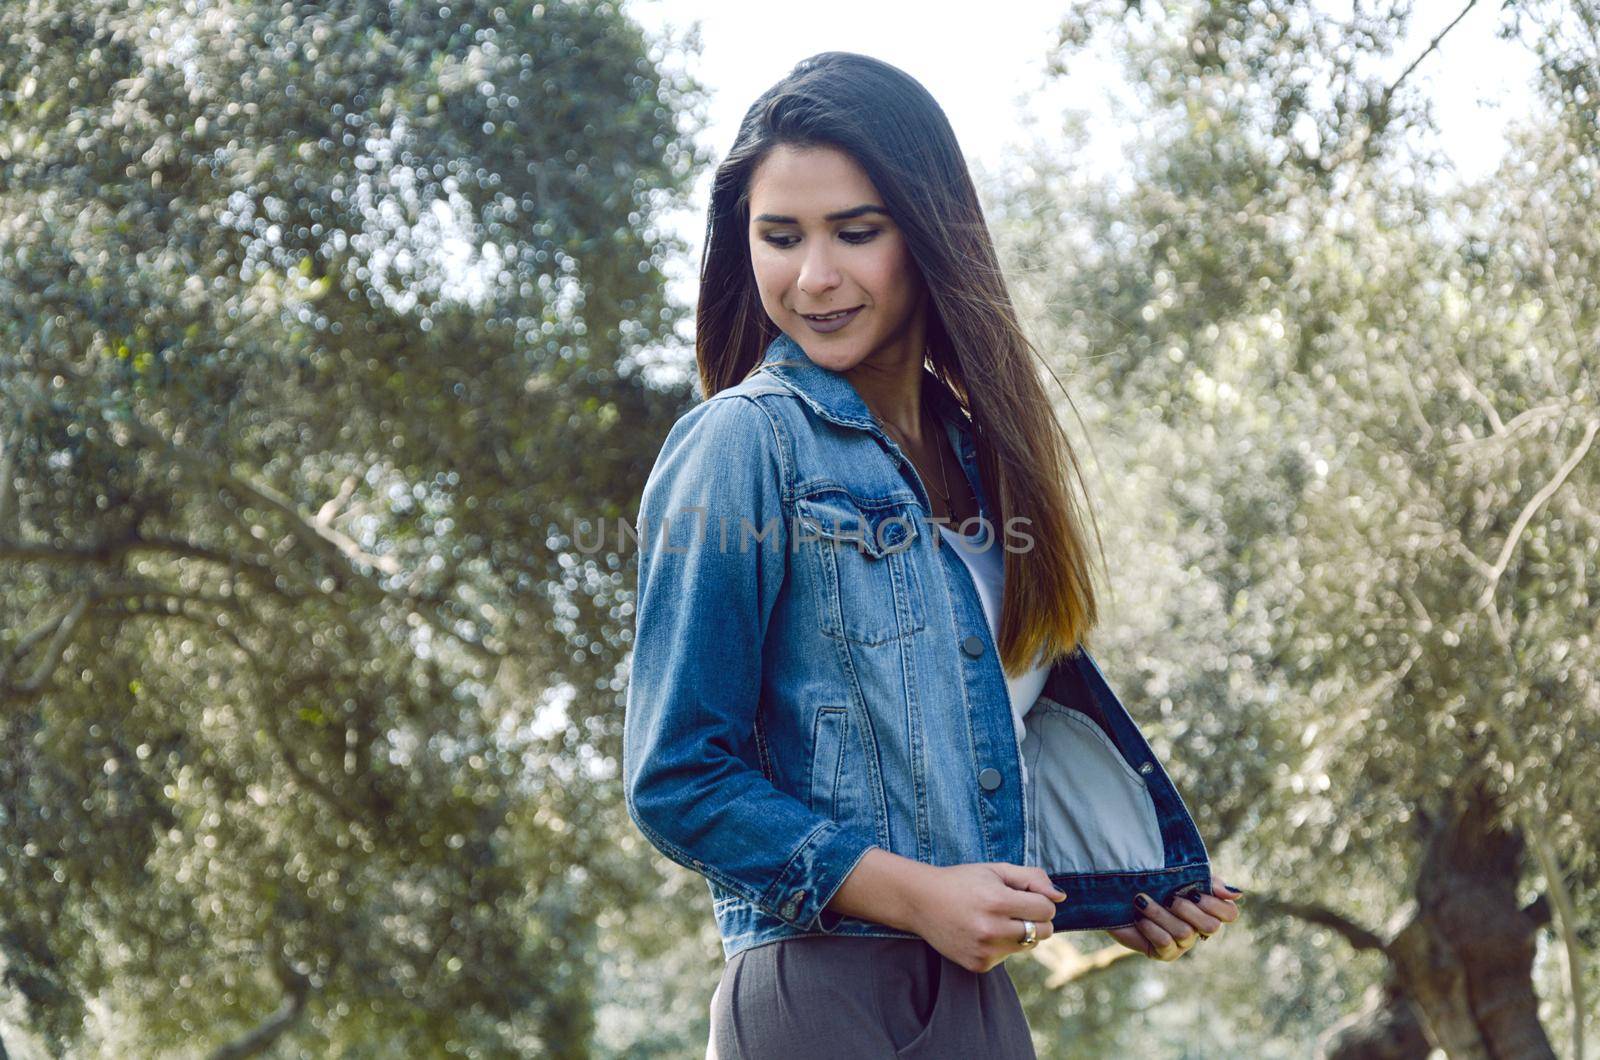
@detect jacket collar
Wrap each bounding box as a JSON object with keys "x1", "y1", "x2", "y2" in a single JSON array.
[
  {"x1": 756, "y1": 330, "x2": 971, "y2": 445},
  {"x1": 754, "y1": 330, "x2": 988, "y2": 517}
]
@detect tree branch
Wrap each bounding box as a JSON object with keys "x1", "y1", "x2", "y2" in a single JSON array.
[
  {"x1": 1326, "y1": 0, "x2": 1481, "y2": 169},
  {"x1": 1475, "y1": 417, "x2": 1599, "y2": 611},
  {"x1": 108, "y1": 415, "x2": 504, "y2": 662},
  {"x1": 0, "y1": 524, "x2": 298, "y2": 609},
  {"x1": 1375, "y1": 0, "x2": 1481, "y2": 119},
  {"x1": 1028, "y1": 935, "x2": 1145, "y2": 987},
  {"x1": 6, "y1": 590, "x2": 91, "y2": 695},
  {"x1": 207, "y1": 956, "x2": 311, "y2": 1060},
  {"x1": 1445, "y1": 403, "x2": 1571, "y2": 452},
  {"x1": 0, "y1": 419, "x2": 17, "y2": 539},
  {"x1": 112, "y1": 415, "x2": 398, "y2": 582},
  {"x1": 1252, "y1": 893, "x2": 1391, "y2": 954},
  {"x1": 1453, "y1": 368, "x2": 1507, "y2": 435}
]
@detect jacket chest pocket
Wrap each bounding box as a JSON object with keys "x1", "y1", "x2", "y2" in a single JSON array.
[{"x1": 795, "y1": 493, "x2": 926, "y2": 645}]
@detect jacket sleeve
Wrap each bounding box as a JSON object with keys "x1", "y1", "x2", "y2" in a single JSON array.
[{"x1": 623, "y1": 394, "x2": 877, "y2": 932}]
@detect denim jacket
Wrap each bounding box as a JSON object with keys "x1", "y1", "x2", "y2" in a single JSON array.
[{"x1": 624, "y1": 331, "x2": 1212, "y2": 961}]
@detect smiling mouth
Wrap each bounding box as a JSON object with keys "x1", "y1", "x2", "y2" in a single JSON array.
[{"x1": 800, "y1": 307, "x2": 861, "y2": 320}]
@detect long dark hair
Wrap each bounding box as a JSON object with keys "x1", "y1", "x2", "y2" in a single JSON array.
[{"x1": 695, "y1": 50, "x2": 1106, "y2": 669}]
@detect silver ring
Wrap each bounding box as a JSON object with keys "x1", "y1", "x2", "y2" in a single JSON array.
[{"x1": 1018, "y1": 920, "x2": 1037, "y2": 948}]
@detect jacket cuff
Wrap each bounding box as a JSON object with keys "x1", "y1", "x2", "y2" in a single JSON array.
[{"x1": 762, "y1": 819, "x2": 877, "y2": 931}]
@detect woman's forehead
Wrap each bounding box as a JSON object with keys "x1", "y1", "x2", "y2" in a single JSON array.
[{"x1": 748, "y1": 145, "x2": 882, "y2": 216}]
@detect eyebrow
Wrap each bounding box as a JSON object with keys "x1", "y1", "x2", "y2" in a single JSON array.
[{"x1": 752, "y1": 204, "x2": 891, "y2": 224}]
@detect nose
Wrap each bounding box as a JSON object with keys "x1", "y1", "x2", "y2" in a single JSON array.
[{"x1": 796, "y1": 242, "x2": 841, "y2": 298}]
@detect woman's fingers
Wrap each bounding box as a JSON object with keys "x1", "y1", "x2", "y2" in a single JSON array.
[
  {"x1": 1187, "y1": 876, "x2": 1245, "y2": 936},
  {"x1": 1193, "y1": 892, "x2": 1240, "y2": 925},
  {"x1": 989, "y1": 863, "x2": 1066, "y2": 903},
  {"x1": 1168, "y1": 895, "x2": 1224, "y2": 936},
  {"x1": 997, "y1": 886, "x2": 1064, "y2": 927},
  {"x1": 1116, "y1": 879, "x2": 1248, "y2": 959},
  {"x1": 1210, "y1": 878, "x2": 1245, "y2": 903},
  {"x1": 988, "y1": 864, "x2": 1066, "y2": 922},
  {"x1": 1104, "y1": 925, "x2": 1150, "y2": 954},
  {"x1": 1010, "y1": 913, "x2": 1055, "y2": 949},
  {"x1": 1133, "y1": 893, "x2": 1199, "y2": 956},
  {"x1": 1135, "y1": 916, "x2": 1185, "y2": 960}
]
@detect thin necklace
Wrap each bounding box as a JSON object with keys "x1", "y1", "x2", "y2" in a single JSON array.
[{"x1": 874, "y1": 393, "x2": 953, "y2": 510}]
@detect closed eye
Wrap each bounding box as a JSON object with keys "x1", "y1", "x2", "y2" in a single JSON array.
[{"x1": 762, "y1": 229, "x2": 881, "y2": 249}]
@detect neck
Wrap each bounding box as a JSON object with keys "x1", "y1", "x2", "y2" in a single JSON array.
[{"x1": 846, "y1": 349, "x2": 928, "y2": 444}]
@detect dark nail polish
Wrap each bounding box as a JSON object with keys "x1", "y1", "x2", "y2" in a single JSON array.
[
  {"x1": 1224, "y1": 884, "x2": 1243, "y2": 894},
  {"x1": 1134, "y1": 894, "x2": 1149, "y2": 909}
]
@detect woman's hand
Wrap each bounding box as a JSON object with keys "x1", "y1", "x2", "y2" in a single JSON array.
[
  {"x1": 1104, "y1": 878, "x2": 1243, "y2": 960},
  {"x1": 907, "y1": 862, "x2": 1065, "y2": 974}
]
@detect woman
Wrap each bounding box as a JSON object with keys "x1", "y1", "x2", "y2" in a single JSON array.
[{"x1": 624, "y1": 52, "x2": 1244, "y2": 1058}]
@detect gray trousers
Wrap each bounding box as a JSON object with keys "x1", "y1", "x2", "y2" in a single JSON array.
[{"x1": 707, "y1": 935, "x2": 1037, "y2": 1059}]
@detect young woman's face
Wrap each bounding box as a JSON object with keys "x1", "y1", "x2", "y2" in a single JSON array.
[{"x1": 746, "y1": 143, "x2": 926, "y2": 373}]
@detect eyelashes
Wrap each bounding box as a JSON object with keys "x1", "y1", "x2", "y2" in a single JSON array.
[{"x1": 760, "y1": 229, "x2": 881, "y2": 249}]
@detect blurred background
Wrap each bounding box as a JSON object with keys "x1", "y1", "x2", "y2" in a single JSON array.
[{"x1": 1, "y1": 0, "x2": 1596, "y2": 1056}]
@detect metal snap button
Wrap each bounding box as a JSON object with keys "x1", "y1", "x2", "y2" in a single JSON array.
[
  {"x1": 961, "y1": 635, "x2": 984, "y2": 658},
  {"x1": 977, "y1": 767, "x2": 1002, "y2": 791},
  {"x1": 1138, "y1": 761, "x2": 1154, "y2": 775}
]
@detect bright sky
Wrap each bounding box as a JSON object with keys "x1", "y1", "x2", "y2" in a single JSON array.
[{"x1": 625, "y1": 0, "x2": 1541, "y2": 339}]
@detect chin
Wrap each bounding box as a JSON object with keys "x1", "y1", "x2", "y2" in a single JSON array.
[{"x1": 791, "y1": 340, "x2": 872, "y2": 373}]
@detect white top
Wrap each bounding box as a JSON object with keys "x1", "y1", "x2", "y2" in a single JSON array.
[{"x1": 936, "y1": 522, "x2": 1049, "y2": 785}]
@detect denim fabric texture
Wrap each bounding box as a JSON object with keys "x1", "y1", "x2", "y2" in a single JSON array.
[{"x1": 624, "y1": 331, "x2": 1212, "y2": 961}]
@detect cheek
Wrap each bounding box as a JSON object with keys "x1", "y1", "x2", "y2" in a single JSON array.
[
  {"x1": 860, "y1": 245, "x2": 917, "y2": 303},
  {"x1": 748, "y1": 249, "x2": 792, "y2": 301}
]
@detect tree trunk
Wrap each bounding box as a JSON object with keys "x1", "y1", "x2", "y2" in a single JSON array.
[
  {"x1": 1309, "y1": 777, "x2": 1557, "y2": 1059},
  {"x1": 1387, "y1": 779, "x2": 1556, "y2": 1059},
  {"x1": 1319, "y1": 977, "x2": 1432, "y2": 1060}
]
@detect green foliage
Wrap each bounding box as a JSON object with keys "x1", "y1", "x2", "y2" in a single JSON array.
[
  {"x1": 4, "y1": 0, "x2": 1596, "y2": 1054},
  {"x1": 984, "y1": 0, "x2": 1599, "y2": 1054},
  {"x1": 0, "y1": 0, "x2": 711, "y2": 1054}
]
